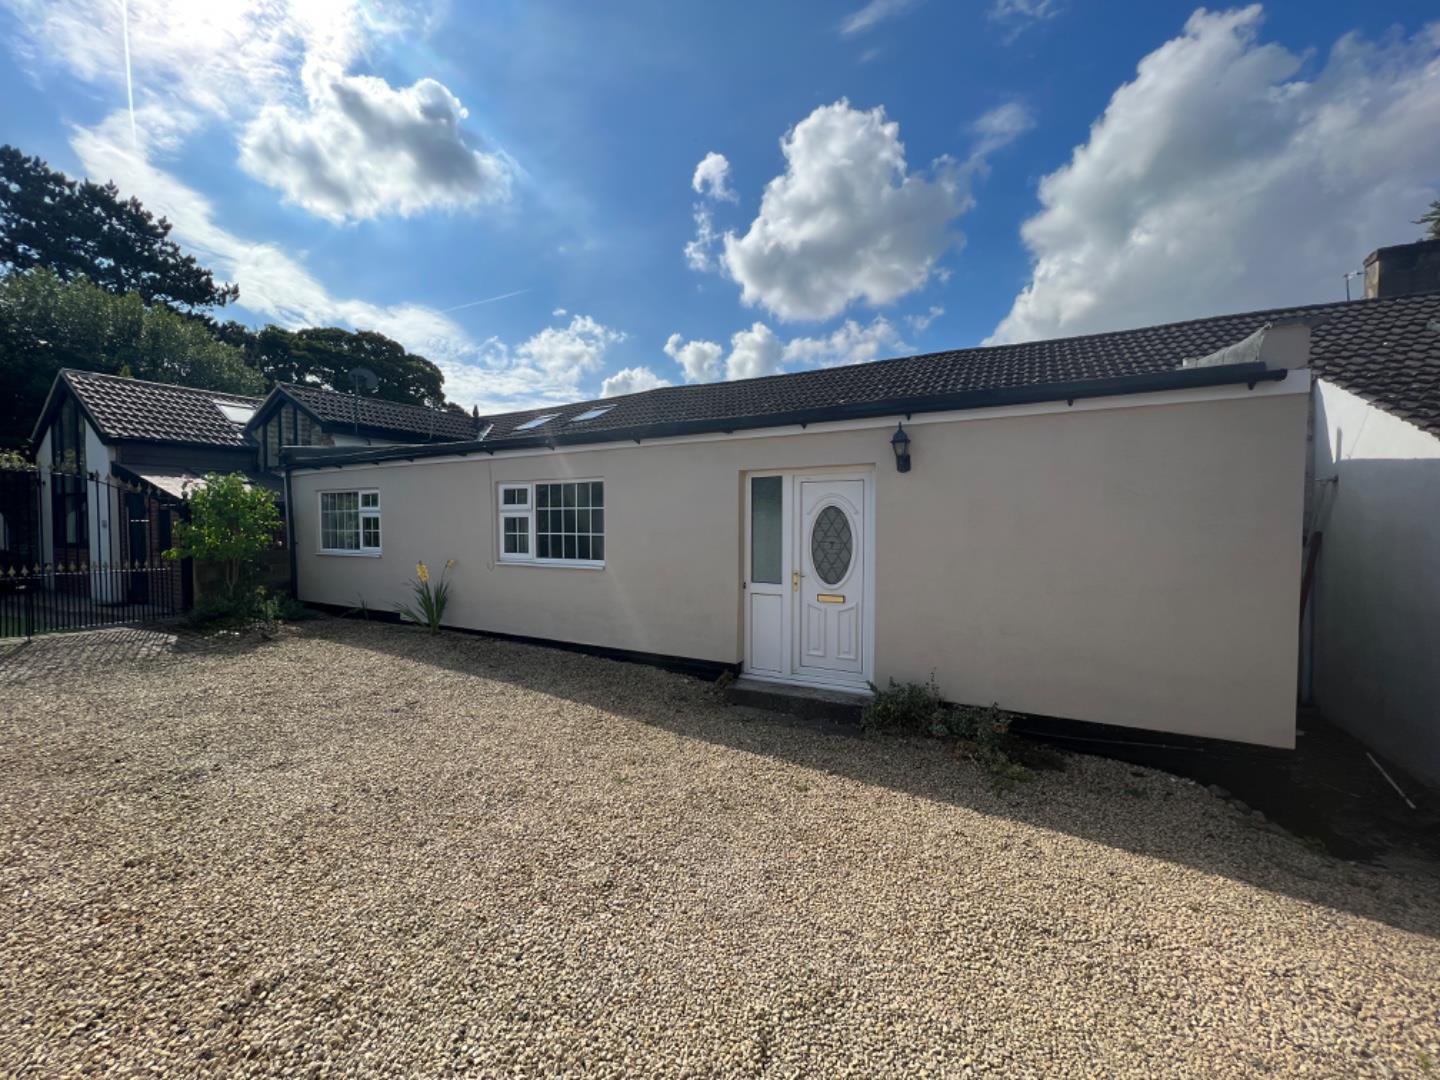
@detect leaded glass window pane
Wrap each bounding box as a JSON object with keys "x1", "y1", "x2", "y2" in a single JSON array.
[{"x1": 811, "y1": 505, "x2": 852, "y2": 585}]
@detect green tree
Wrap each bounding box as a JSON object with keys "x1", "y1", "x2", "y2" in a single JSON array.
[
  {"x1": 222, "y1": 323, "x2": 448, "y2": 408},
  {"x1": 165, "y1": 472, "x2": 281, "y2": 602},
  {"x1": 0, "y1": 269, "x2": 263, "y2": 447},
  {"x1": 1417, "y1": 199, "x2": 1440, "y2": 241},
  {"x1": 0, "y1": 145, "x2": 238, "y2": 309}
]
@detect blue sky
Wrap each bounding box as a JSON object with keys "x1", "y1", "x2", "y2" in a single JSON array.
[{"x1": 2, "y1": 0, "x2": 1438, "y2": 412}]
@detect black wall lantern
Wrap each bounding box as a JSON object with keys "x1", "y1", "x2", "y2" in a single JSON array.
[{"x1": 891, "y1": 422, "x2": 912, "y2": 473}]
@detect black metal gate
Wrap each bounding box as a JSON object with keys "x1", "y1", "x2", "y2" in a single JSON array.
[{"x1": 0, "y1": 462, "x2": 188, "y2": 639}]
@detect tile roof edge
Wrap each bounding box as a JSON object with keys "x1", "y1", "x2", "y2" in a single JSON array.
[
  {"x1": 297, "y1": 361, "x2": 1286, "y2": 470},
  {"x1": 274, "y1": 382, "x2": 478, "y2": 430},
  {"x1": 59, "y1": 367, "x2": 265, "y2": 404},
  {"x1": 475, "y1": 293, "x2": 1436, "y2": 427}
]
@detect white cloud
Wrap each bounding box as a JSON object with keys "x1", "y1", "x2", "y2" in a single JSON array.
[
  {"x1": 683, "y1": 152, "x2": 739, "y2": 270},
  {"x1": 840, "y1": 0, "x2": 922, "y2": 36},
  {"x1": 725, "y1": 323, "x2": 785, "y2": 380},
  {"x1": 719, "y1": 100, "x2": 966, "y2": 322},
  {"x1": 989, "y1": 0, "x2": 1064, "y2": 40},
  {"x1": 601, "y1": 366, "x2": 671, "y2": 398},
  {"x1": 6, "y1": 0, "x2": 512, "y2": 225},
  {"x1": 515, "y1": 315, "x2": 626, "y2": 380},
  {"x1": 663, "y1": 323, "x2": 784, "y2": 383},
  {"x1": 65, "y1": 110, "x2": 611, "y2": 414},
  {"x1": 783, "y1": 317, "x2": 906, "y2": 368},
  {"x1": 552, "y1": 307, "x2": 568, "y2": 317},
  {"x1": 970, "y1": 102, "x2": 1035, "y2": 159},
  {"x1": 664, "y1": 333, "x2": 725, "y2": 382},
  {"x1": 3, "y1": 0, "x2": 369, "y2": 119},
  {"x1": 989, "y1": 7, "x2": 1440, "y2": 345},
  {"x1": 240, "y1": 68, "x2": 512, "y2": 222},
  {"x1": 683, "y1": 205, "x2": 721, "y2": 272},
  {"x1": 906, "y1": 305, "x2": 944, "y2": 333},
  {"x1": 692, "y1": 152, "x2": 737, "y2": 202}
]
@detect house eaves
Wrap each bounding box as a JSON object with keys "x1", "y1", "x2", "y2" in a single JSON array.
[{"x1": 285, "y1": 362, "x2": 1289, "y2": 471}]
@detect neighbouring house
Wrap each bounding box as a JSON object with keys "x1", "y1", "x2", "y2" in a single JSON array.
[
  {"x1": 283, "y1": 244, "x2": 1440, "y2": 764},
  {"x1": 245, "y1": 382, "x2": 480, "y2": 475},
  {"x1": 20, "y1": 371, "x2": 267, "y2": 608},
  {"x1": 1307, "y1": 240, "x2": 1440, "y2": 788},
  {"x1": 8, "y1": 369, "x2": 482, "y2": 607}
]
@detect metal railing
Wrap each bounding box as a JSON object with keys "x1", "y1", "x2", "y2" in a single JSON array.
[{"x1": 1, "y1": 561, "x2": 184, "y2": 640}]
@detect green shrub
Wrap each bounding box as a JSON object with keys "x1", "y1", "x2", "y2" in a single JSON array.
[
  {"x1": 865, "y1": 678, "x2": 1058, "y2": 789},
  {"x1": 862, "y1": 674, "x2": 947, "y2": 735},
  {"x1": 165, "y1": 472, "x2": 281, "y2": 602},
  {"x1": 185, "y1": 593, "x2": 255, "y2": 631},
  {"x1": 186, "y1": 586, "x2": 312, "y2": 635}
]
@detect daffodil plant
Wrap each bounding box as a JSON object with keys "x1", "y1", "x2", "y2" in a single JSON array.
[{"x1": 396, "y1": 559, "x2": 454, "y2": 633}]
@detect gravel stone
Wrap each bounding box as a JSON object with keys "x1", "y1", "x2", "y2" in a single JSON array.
[{"x1": 1, "y1": 618, "x2": 1437, "y2": 1078}]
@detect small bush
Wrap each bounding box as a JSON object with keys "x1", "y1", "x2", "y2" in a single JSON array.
[
  {"x1": 862, "y1": 674, "x2": 947, "y2": 735},
  {"x1": 186, "y1": 587, "x2": 312, "y2": 635},
  {"x1": 185, "y1": 593, "x2": 254, "y2": 631},
  {"x1": 865, "y1": 678, "x2": 1057, "y2": 789}
]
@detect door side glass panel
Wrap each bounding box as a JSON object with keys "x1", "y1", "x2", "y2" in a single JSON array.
[{"x1": 750, "y1": 476, "x2": 782, "y2": 584}]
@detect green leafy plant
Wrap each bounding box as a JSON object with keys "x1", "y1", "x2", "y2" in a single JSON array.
[
  {"x1": 862, "y1": 674, "x2": 947, "y2": 735},
  {"x1": 185, "y1": 587, "x2": 312, "y2": 635},
  {"x1": 396, "y1": 559, "x2": 454, "y2": 633},
  {"x1": 863, "y1": 677, "x2": 1060, "y2": 790},
  {"x1": 165, "y1": 472, "x2": 281, "y2": 602}
]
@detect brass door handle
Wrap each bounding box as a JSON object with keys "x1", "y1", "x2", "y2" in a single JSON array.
[{"x1": 792, "y1": 570, "x2": 801, "y2": 591}]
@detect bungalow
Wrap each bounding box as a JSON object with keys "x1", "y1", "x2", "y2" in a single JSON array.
[
  {"x1": 285, "y1": 322, "x2": 1313, "y2": 749},
  {"x1": 284, "y1": 243, "x2": 1440, "y2": 763}
]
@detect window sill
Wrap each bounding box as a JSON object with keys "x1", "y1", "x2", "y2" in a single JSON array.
[
  {"x1": 318, "y1": 550, "x2": 383, "y2": 558},
  {"x1": 497, "y1": 558, "x2": 604, "y2": 571}
]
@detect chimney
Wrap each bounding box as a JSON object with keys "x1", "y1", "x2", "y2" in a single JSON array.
[{"x1": 1363, "y1": 238, "x2": 1440, "y2": 299}]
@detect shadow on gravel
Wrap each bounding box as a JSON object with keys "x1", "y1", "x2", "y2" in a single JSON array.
[
  {"x1": 325, "y1": 618, "x2": 1440, "y2": 940},
  {"x1": 0, "y1": 623, "x2": 268, "y2": 686}
]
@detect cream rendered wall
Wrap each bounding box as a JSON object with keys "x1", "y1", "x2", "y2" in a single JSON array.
[
  {"x1": 1311, "y1": 380, "x2": 1440, "y2": 787},
  {"x1": 291, "y1": 385, "x2": 1309, "y2": 747}
]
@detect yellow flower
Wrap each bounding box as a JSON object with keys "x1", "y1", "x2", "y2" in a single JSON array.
[
  {"x1": 444, "y1": 559, "x2": 456, "y2": 569},
  {"x1": 416, "y1": 562, "x2": 429, "y2": 584}
]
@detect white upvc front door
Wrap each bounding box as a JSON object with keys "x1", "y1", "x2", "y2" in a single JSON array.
[
  {"x1": 796, "y1": 478, "x2": 866, "y2": 681},
  {"x1": 743, "y1": 470, "x2": 873, "y2": 690}
]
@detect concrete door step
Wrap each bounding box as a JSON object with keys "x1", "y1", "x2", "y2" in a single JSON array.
[{"x1": 724, "y1": 676, "x2": 870, "y2": 726}]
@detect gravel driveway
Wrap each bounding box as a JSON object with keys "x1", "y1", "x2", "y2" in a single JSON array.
[{"x1": 2, "y1": 619, "x2": 1437, "y2": 1078}]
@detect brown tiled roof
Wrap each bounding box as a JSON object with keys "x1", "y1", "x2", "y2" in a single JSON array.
[
  {"x1": 274, "y1": 383, "x2": 479, "y2": 442},
  {"x1": 475, "y1": 291, "x2": 1440, "y2": 441},
  {"x1": 61, "y1": 370, "x2": 262, "y2": 447}
]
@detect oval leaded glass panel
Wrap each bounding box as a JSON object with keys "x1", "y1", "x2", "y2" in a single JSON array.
[{"x1": 811, "y1": 505, "x2": 853, "y2": 585}]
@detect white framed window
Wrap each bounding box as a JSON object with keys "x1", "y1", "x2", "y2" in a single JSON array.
[
  {"x1": 499, "y1": 484, "x2": 531, "y2": 559},
  {"x1": 497, "y1": 480, "x2": 604, "y2": 566},
  {"x1": 319, "y1": 489, "x2": 382, "y2": 555}
]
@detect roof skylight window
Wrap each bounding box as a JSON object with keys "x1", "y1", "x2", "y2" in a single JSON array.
[
  {"x1": 215, "y1": 402, "x2": 257, "y2": 424},
  {"x1": 568, "y1": 406, "x2": 614, "y2": 423},
  {"x1": 514, "y1": 413, "x2": 559, "y2": 431}
]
